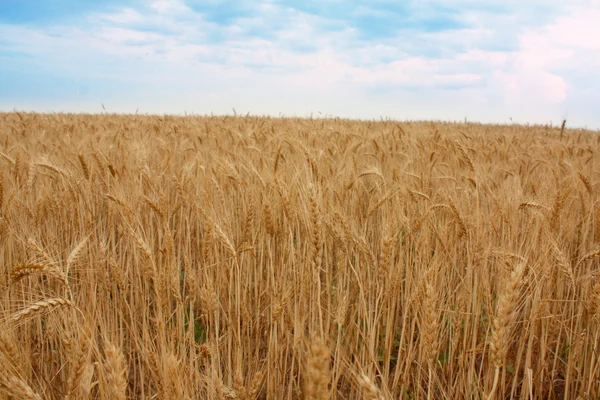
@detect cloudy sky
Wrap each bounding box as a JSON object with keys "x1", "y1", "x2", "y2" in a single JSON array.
[{"x1": 1, "y1": 0, "x2": 600, "y2": 128}]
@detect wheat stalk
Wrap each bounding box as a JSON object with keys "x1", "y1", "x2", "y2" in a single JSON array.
[
  {"x1": 309, "y1": 187, "x2": 322, "y2": 271},
  {"x1": 0, "y1": 174, "x2": 4, "y2": 209}
]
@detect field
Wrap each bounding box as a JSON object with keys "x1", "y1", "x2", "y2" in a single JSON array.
[{"x1": 0, "y1": 112, "x2": 599, "y2": 399}]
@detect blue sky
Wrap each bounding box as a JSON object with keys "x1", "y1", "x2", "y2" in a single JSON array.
[{"x1": 1, "y1": 0, "x2": 600, "y2": 128}]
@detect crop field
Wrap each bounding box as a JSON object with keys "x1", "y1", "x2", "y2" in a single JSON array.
[{"x1": 0, "y1": 112, "x2": 599, "y2": 399}]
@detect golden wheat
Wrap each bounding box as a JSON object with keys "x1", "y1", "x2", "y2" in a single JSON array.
[
  {"x1": 10, "y1": 298, "x2": 73, "y2": 323},
  {"x1": 102, "y1": 341, "x2": 128, "y2": 400},
  {"x1": 0, "y1": 112, "x2": 598, "y2": 399}
]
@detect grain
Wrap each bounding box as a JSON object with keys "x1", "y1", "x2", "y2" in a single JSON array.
[
  {"x1": 0, "y1": 112, "x2": 597, "y2": 399},
  {"x1": 356, "y1": 373, "x2": 385, "y2": 400},
  {"x1": 1, "y1": 376, "x2": 42, "y2": 400},
  {"x1": 78, "y1": 153, "x2": 90, "y2": 180},
  {"x1": 305, "y1": 338, "x2": 331, "y2": 400},
  {"x1": 10, "y1": 298, "x2": 72, "y2": 323},
  {"x1": 102, "y1": 341, "x2": 128, "y2": 400},
  {"x1": 10, "y1": 263, "x2": 67, "y2": 285}
]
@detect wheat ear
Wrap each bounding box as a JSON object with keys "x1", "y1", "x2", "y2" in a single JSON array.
[
  {"x1": 356, "y1": 373, "x2": 385, "y2": 400},
  {"x1": 103, "y1": 341, "x2": 128, "y2": 400},
  {"x1": 66, "y1": 326, "x2": 93, "y2": 400},
  {"x1": 487, "y1": 262, "x2": 526, "y2": 400},
  {"x1": 577, "y1": 247, "x2": 600, "y2": 268},
  {"x1": 10, "y1": 263, "x2": 67, "y2": 285},
  {"x1": 0, "y1": 333, "x2": 20, "y2": 370},
  {"x1": 305, "y1": 338, "x2": 331, "y2": 400},
  {"x1": 78, "y1": 153, "x2": 90, "y2": 180},
  {"x1": 10, "y1": 298, "x2": 72, "y2": 323},
  {"x1": 1, "y1": 375, "x2": 42, "y2": 400}
]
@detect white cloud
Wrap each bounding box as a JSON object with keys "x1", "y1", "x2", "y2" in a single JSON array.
[
  {"x1": 150, "y1": 0, "x2": 190, "y2": 14},
  {"x1": 492, "y1": 70, "x2": 567, "y2": 105},
  {"x1": 99, "y1": 8, "x2": 142, "y2": 24},
  {"x1": 540, "y1": 7, "x2": 600, "y2": 51},
  {"x1": 487, "y1": 4, "x2": 600, "y2": 108},
  {"x1": 1, "y1": 1, "x2": 600, "y2": 128}
]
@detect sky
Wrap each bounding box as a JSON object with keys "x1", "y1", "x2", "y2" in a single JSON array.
[{"x1": 1, "y1": 0, "x2": 600, "y2": 129}]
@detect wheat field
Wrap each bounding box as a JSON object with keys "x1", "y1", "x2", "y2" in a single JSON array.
[{"x1": 0, "y1": 112, "x2": 599, "y2": 399}]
